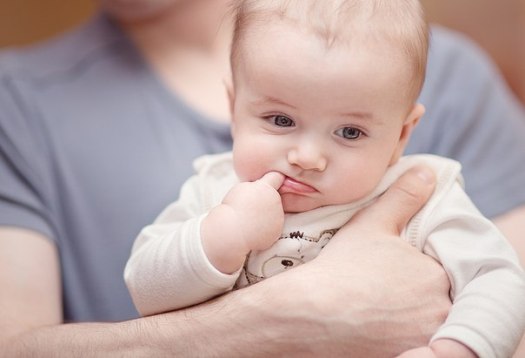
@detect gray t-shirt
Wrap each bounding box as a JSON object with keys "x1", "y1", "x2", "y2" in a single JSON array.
[{"x1": 1, "y1": 14, "x2": 525, "y2": 322}]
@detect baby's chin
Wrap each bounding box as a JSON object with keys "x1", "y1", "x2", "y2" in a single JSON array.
[
  {"x1": 281, "y1": 194, "x2": 324, "y2": 214},
  {"x1": 281, "y1": 190, "x2": 375, "y2": 213}
]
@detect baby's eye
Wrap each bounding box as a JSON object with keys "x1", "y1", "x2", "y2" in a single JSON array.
[
  {"x1": 271, "y1": 115, "x2": 295, "y2": 127},
  {"x1": 336, "y1": 127, "x2": 363, "y2": 140}
]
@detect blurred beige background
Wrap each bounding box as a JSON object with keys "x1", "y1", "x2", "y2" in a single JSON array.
[
  {"x1": 0, "y1": 0, "x2": 95, "y2": 47},
  {"x1": 0, "y1": 0, "x2": 524, "y2": 103},
  {"x1": 423, "y1": 0, "x2": 525, "y2": 104},
  {"x1": 0, "y1": 1, "x2": 524, "y2": 356}
]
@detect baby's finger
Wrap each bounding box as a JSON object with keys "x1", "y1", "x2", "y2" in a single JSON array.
[{"x1": 257, "y1": 172, "x2": 285, "y2": 190}]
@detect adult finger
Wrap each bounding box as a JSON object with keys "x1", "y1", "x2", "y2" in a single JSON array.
[
  {"x1": 352, "y1": 165, "x2": 436, "y2": 234},
  {"x1": 257, "y1": 172, "x2": 285, "y2": 190}
]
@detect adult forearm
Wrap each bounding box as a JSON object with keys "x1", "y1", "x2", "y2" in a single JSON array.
[
  {"x1": 4, "y1": 280, "x2": 445, "y2": 358},
  {"x1": 5, "y1": 278, "x2": 438, "y2": 358},
  {"x1": 3, "y1": 166, "x2": 447, "y2": 357},
  {"x1": 2, "y1": 285, "x2": 321, "y2": 358},
  {"x1": 211, "y1": 265, "x2": 447, "y2": 357},
  {"x1": 2, "y1": 319, "x2": 168, "y2": 357}
]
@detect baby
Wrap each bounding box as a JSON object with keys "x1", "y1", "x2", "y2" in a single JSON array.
[{"x1": 125, "y1": 1, "x2": 525, "y2": 357}]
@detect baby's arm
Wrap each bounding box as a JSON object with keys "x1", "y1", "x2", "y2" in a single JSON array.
[
  {"x1": 398, "y1": 339, "x2": 477, "y2": 358},
  {"x1": 417, "y1": 181, "x2": 525, "y2": 358},
  {"x1": 125, "y1": 171, "x2": 285, "y2": 316},
  {"x1": 201, "y1": 172, "x2": 285, "y2": 273}
]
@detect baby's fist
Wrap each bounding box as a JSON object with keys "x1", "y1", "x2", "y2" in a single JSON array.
[{"x1": 223, "y1": 172, "x2": 285, "y2": 251}]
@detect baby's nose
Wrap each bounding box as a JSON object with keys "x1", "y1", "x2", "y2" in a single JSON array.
[{"x1": 287, "y1": 143, "x2": 327, "y2": 171}]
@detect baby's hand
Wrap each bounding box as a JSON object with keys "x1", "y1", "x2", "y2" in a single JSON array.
[
  {"x1": 396, "y1": 339, "x2": 477, "y2": 358},
  {"x1": 201, "y1": 172, "x2": 285, "y2": 274},
  {"x1": 222, "y1": 172, "x2": 285, "y2": 252}
]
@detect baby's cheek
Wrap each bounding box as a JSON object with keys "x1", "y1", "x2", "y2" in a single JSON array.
[
  {"x1": 233, "y1": 135, "x2": 278, "y2": 182},
  {"x1": 328, "y1": 169, "x2": 383, "y2": 205},
  {"x1": 233, "y1": 152, "x2": 264, "y2": 182}
]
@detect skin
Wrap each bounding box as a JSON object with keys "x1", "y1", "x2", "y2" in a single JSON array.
[
  {"x1": 0, "y1": 0, "x2": 523, "y2": 356},
  {"x1": 0, "y1": 167, "x2": 452, "y2": 357},
  {"x1": 203, "y1": 17, "x2": 475, "y2": 358},
  {"x1": 0, "y1": 1, "x2": 451, "y2": 356},
  {"x1": 231, "y1": 21, "x2": 421, "y2": 212},
  {"x1": 204, "y1": 17, "x2": 424, "y2": 273},
  {"x1": 110, "y1": 0, "x2": 234, "y2": 121},
  {"x1": 0, "y1": 164, "x2": 449, "y2": 357}
]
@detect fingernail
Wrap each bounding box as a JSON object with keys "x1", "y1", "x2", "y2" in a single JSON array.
[{"x1": 415, "y1": 167, "x2": 435, "y2": 184}]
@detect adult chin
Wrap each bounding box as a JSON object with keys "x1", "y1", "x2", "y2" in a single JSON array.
[{"x1": 97, "y1": 0, "x2": 179, "y2": 22}]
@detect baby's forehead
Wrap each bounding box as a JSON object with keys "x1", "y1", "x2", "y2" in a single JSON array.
[
  {"x1": 237, "y1": 1, "x2": 373, "y2": 46},
  {"x1": 232, "y1": 0, "x2": 428, "y2": 102},
  {"x1": 234, "y1": 0, "x2": 420, "y2": 44},
  {"x1": 234, "y1": 34, "x2": 415, "y2": 115}
]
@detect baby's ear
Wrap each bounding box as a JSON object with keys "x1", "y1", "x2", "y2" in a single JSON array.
[
  {"x1": 404, "y1": 103, "x2": 425, "y2": 129},
  {"x1": 390, "y1": 103, "x2": 425, "y2": 165},
  {"x1": 223, "y1": 79, "x2": 236, "y2": 138},
  {"x1": 223, "y1": 78, "x2": 235, "y2": 117}
]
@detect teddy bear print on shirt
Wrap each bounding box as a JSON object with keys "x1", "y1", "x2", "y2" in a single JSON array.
[{"x1": 235, "y1": 229, "x2": 338, "y2": 288}]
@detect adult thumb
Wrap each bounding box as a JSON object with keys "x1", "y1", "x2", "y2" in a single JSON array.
[{"x1": 352, "y1": 165, "x2": 436, "y2": 235}]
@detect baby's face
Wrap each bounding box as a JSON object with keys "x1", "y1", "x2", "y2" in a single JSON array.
[{"x1": 231, "y1": 20, "x2": 421, "y2": 213}]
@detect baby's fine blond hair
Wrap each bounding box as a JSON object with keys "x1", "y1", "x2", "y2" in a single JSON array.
[{"x1": 230, "y1": 0, "x2": 429, "y2": 102}]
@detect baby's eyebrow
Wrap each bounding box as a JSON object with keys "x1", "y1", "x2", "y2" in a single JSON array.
[
  {"x1": 251, "y1": 95, "x2": 297, "y2": 109},
  {"x1": 340, "y1": 111, "x2": 372, "y2": 119},
  {"x1": 339, "y1": 111, "x2": 382, "y2": 124}
]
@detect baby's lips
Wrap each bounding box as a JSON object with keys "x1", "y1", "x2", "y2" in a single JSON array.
[{"x1": 279, "y1": 177, "x2": 317, "y2": 194}]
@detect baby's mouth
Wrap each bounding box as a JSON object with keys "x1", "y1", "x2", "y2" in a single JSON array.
[{"x1": 278, "y1": 176, "x2": 317, "y2": 195}]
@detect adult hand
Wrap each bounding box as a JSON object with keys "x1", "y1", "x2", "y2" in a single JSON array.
[
  {"x1": 0, "y1": 165, "x2": 449, "y2": 357},
  {"x1": 197, "y1": 165, "x2": 451, "y2": 357},
  {"x1": 311, "y1": 165, "x2": 450, "y2": 356}
]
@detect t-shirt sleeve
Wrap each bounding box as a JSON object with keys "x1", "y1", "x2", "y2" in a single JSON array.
[
  {"x1": 409, "y1": 26, "x2": 525, "y2": 218},
  {"x1": 0, "y1": 57, "x2": 56, "y2": 241}
]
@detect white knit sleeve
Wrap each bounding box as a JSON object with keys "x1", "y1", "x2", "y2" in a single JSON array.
[
  {"x1": 418, "y1": 182, "x2": 525, "y2": 358},
  {"x1": 124, "y1": 175, "x2": 239, "y2": 316}
]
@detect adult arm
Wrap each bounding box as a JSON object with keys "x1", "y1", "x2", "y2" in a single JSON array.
[
  {"x1": 0, "y1": 166, "x2": 449, "y2": 357},
  {"x1": 0, "y1": 227, "x2": 233, "y2": 356},
  {"x1": 0, "y1": 228, "x2": 61, "y2": 344}
]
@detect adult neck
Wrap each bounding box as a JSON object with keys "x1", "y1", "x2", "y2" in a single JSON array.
[
  {"x1": 117, "y1": 1, "x2": 234, "y2": 122},
  {"x1": 119, "y1": 1, "x2": 233, "y2": 57}
]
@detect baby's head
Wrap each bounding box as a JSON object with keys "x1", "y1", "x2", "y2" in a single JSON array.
[{"x1": 228, "y1": 0, "x2": 429, "y2": 213}]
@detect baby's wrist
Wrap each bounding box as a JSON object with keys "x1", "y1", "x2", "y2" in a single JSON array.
[
  {"x1": 201, "y1": 204, "x2": 249, "y2": 274},
  {"x1": 430, "y1": 339, "x2": 477, "y2": 358}
]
